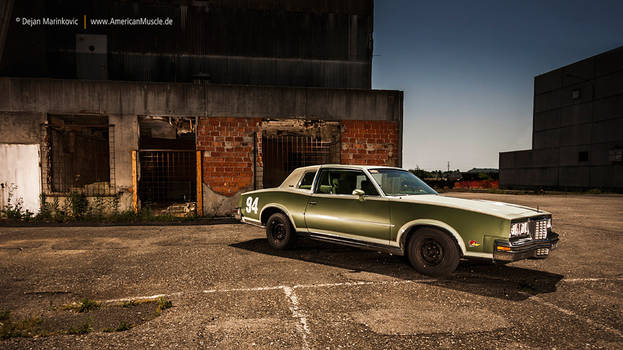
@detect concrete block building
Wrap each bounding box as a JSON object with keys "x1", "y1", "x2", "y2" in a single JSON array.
[
  {"x1": 0, "y1": 0, "x2": 403, "y2": 216},
  {"x1": 500, "y1": 46, "x2": 623, "y2": 191}
]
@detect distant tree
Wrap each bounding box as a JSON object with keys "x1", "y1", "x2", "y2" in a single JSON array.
[{"x1": 409, "y1": 168, "x2": 433, "y2": 179}]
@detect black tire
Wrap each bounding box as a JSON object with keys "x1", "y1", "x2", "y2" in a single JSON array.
[
  {"x1": 407, "y1": 227, "x2": 460, "y2": 277},
  {"x1": 266, "y1": 212, "x2": 297, "y2": 249}
]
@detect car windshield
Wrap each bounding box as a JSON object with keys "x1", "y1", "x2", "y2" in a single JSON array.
[{"x1": 369, "y1": 169, "x2": 437, "y2": 196}]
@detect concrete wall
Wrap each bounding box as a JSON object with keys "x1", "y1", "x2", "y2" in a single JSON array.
[
  {"x1": 0, "y1": 77, "x2": 403, "y2": 213},
  {"x1": 0, "y1": 78, "x2": 402, "y2": 122},
  {"x1": 500, "y1": 46, "x2": 623, "y2": 191}
]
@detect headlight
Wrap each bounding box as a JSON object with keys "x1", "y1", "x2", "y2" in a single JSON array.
[
  {"x1": 510, "y1": 221, "x2": 529, "y2": 238},
  {"x1": 547, "y1": 218, "x2": 552, "y2": 230}
]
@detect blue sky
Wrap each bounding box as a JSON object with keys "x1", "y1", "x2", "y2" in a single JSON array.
[{"x1": 372, "y1": 0, "x2": 623, "y2": 171}]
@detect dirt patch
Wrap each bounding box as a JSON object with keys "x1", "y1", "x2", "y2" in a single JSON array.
[{"x1": 1, "y1": 298, "x2": 172, "y2": 339}]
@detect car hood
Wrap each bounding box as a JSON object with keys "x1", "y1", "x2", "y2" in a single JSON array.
[{"x1": 391, "y1": 194, "x2": 549, "y2": 220}]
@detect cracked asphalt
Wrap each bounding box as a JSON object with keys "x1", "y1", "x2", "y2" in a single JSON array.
[{"x1": 1, "y1": 192, "x2": 622, "y2": 349}]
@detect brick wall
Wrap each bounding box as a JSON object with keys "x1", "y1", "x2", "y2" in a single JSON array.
[
  {"x1": 197, "y1": 117, "x2": 262, "y2": 196},
  {"x1": 197, "y1": 118, "x2": 399, "y2": 197},
  {"x1": 340, "y1": 120, "x2": 399, "y2": 166}
]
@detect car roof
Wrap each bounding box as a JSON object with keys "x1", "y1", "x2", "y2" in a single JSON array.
[{"x1": 294, "y1": 164, "x2": 404, "y2": 171}]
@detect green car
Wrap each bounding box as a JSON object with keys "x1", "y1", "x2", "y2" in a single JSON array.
[{"x1": 236, "y1": 165, "x2": 559, "y2": 276}]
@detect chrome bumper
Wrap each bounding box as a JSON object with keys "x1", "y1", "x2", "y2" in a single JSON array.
[{"x1": 493, "y1": 232, "x2": 559, "y2": 262}]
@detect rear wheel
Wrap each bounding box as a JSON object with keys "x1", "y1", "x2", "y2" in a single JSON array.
[
  {"x1": 266, "y1": 212, "x2": 296, "y2": 249},
  {"x1": 407, "y1": 227, "x2": 460, "y2": 277}
]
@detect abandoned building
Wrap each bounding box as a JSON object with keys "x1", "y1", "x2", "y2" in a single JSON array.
[
  {"x1": 0, "y1": 0, "x2": 403, "y2": 216},
  {"x1": 500, "y1": 46, "x2": 623, "y2": 191}
]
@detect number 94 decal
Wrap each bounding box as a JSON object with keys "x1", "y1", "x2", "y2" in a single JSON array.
[{"x1": 245, "y1": 196, "x2": 259, "y2": 214}]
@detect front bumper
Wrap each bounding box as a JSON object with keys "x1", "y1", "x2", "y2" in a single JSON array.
[{"x1": 493, "y1": 232, "x2": 559, "y2": 262}]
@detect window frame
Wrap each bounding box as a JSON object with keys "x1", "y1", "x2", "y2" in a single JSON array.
[
  {"x1": 312, "y1": 168, "x2": 380, "y2": 197},
  {"x1": 296, "y1": 170, "x2": 318, "y2": 191}
]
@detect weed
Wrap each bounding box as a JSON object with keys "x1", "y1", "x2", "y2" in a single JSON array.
[
  {"x1": 1, "y1": 184, "x2": 33, "y2": 221},
  {"x1": 67, "y1": 320, "x2": 93, "y2": 335},
  {"x1": 111, "y1": 193, "x2": 121, "y2": 214},
  {"x1": 37, "y1": 193, "x2": 53, "y2": 221},
  {"x1": 77, "y1": 298, "x2": 99, "y2": 313},
  {"x1": 0, "y1": 314, "x2": 43, "y2": 339},
  {"x1": 91, "y1": 194, "x2": 106, "y2": 218},
  {"x1": 122, "y1": 300, "x2": 137, "y2": 308},
  {"x1": 115, "y1": 322, "x2": 132, "y2": 331},
  {"x1": 156, "y1": 297, "x2": 173, "y2": 313},
  {"x1": 0, "y1": 310, "x2": 10, "y2": 321},
  {"x1": 69, "y1": 192, "x2": 89, "y2": 218}
]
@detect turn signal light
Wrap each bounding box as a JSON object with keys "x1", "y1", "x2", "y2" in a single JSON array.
[{"x1": 496, "y1": 246, "x2": 511, "y2": 251}]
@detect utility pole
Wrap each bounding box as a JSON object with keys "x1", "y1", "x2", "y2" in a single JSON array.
[{"x1": 447, "y1": 161, "x2": 450, "y2": 173}]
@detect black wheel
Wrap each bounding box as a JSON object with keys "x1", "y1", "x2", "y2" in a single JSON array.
[
  {"x1": 407, "y1": 227, "x2": 460, "y2": 277},
  {"x1": 266, "y1": 212, "x2": 296, "y2": 249}
]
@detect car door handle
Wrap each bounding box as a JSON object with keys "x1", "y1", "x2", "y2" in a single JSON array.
[{"x1": 308, "y1": 201, "x2": 317, "y2": 205}]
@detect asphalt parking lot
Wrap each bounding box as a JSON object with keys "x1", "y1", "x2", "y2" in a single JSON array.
[{"x1": 1, "y1": 192, "x2": 622, "y2": 349}]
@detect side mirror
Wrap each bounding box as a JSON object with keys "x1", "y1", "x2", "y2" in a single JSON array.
[{"x1": 352, "y1": 189, "x2": 365, "y2": 201}]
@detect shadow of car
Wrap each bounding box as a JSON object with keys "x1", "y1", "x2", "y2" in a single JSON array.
[{"x1": 230, "y1": 237, "x2": 564, "y2": 301}]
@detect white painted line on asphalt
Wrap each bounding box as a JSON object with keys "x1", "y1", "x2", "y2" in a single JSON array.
[
  {"x1": 520, "y1": 292, "x2": 623, "y2": 338},
  {"x1": 293, "y1": 278, "x2": 435, "y2": 289},
  {"x1": 102, "y1": 292, "x2": 183, "y2": 304},
  {"x1": 561, "y1": 277, "x2": 623, "y2": 283},
  {"x1": 283, "y1": 286, "x2": 311, "y2": 350},
  {"x1": 201, "y1": 285, "x2": 285, "y2": 294},
  {"x1": 98, "y1": 276, "x2": 623, "y2": 305}
]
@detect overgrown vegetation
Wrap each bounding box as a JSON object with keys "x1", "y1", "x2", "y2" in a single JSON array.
[
  {"x1": 66, "y1": 320, "x2": 93, "y2": 335},
  {"x1": 115, "y1": 322, "x2": 132, "y2": 332},
  {"x1": 1, "y1": 183, "x2": 205, "y2": 224},
  {"x1": 1, "y1": 297, "x2": 173, "y2": 339},
  {"x1": 78, "y1": 298, "x2": 99, "y2": 313},
  {"x1": 0, "y1": 312, "x2": 44, "y2": 339},
  {"x1": 0, "y1": 184, "x2": 34, "y2": 221}
]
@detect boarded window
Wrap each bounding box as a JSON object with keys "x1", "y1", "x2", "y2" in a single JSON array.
[{"x1": 47, "y1": 115, "x2": 112, "y2": 195}]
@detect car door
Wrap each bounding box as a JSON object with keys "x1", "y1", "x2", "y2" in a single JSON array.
[{"x1": 304, "y1": 168, "x2": 390, "y2": 245}]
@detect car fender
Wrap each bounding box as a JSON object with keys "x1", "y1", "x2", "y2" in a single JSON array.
[
  {"x1": 396, "y1": 219, "x2": 467, "y2": 255},
  {"x1": 259, "y1": 203, "x2": 299, "y2": 231}
]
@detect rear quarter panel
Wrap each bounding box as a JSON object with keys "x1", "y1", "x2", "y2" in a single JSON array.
[
  {"x1": 239, "y1": 189, "x2": 311, "y2": 230},
  {"x1": 390, "y1": 200, "x2": 510, "y2": 255}
]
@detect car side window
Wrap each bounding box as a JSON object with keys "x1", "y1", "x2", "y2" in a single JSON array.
[
  {"x1": 315, "y1": 169, "x2": 379, "y2": 196},
  {"x1": 298, "y1": 171, "x2": 316, "y2": 190}
]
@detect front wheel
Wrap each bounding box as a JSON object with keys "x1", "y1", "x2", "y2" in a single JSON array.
[
  {"x1": 266, "y1": 212, "x2": 296, "y2": 249},
  {"x1": 407, "y1": 228, "x2": 460, "y2": 277}
]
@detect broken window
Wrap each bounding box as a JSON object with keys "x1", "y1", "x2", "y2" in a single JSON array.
[{"x1": 47, "y1": 115, "x2": 112, "y2": 195}]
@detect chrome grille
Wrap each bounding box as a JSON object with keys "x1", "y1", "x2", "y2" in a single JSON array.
[{"x1": 531, "y1": 219, "x2": 548, "y2": 240}]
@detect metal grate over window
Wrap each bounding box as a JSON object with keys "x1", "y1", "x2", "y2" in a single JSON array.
[
  {"x1": 262, "y1": 133, "x2": 340, "y2": 188},
  {"x1": 138, "y1": 150, "x2": 197, "y2": 206},
  {"x1": 45, "y1": 115, "x2": 113, "y2": 195}
]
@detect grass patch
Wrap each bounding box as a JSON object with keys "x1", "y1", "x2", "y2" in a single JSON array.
[
  {"x1": 67, "y1": 320, "x2": 93, "y2": 335},
  {"x1": 122, "y1": 300, "x2": 137, "y2": 308},
  {"x1": 64, "y1": 298, "x2": 100, "y2": 313},
  {"x1": 78, "y1": 298, "x2": 99, "y2": 313},
  {"x1": 156, "y1": 297, "x2": 173, "y2": 314},
  {"x1": 0, "y1": 313, "x2": 44, "y2": 339},
  {"x1": 115, "y1": 321, "x2": 132, "y2": 332}
]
